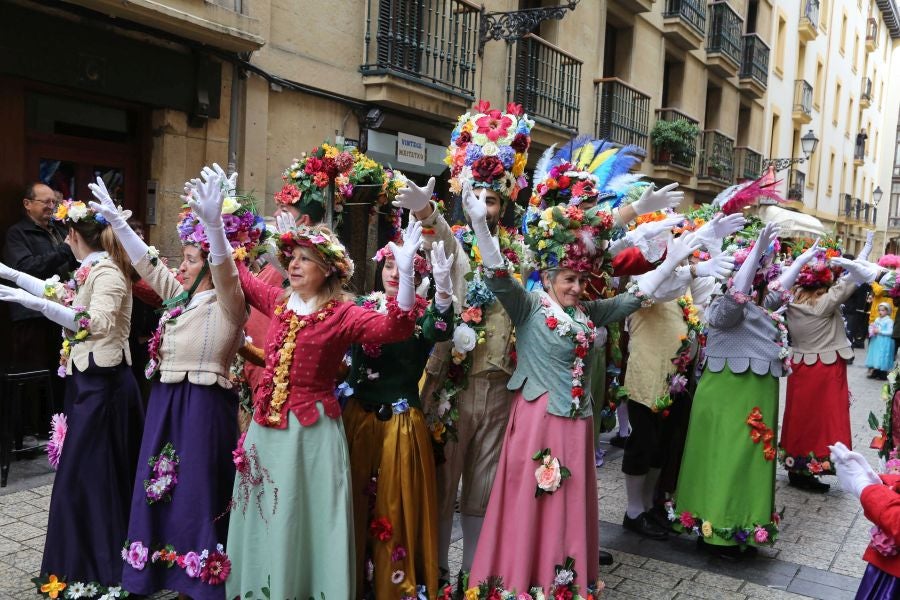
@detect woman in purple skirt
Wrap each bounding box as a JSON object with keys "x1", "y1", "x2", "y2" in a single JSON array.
[
  {"x1": 90, "y1": 164, "x2": 256, "y2": 599},
  {"x1": 0, "y1": 199, "x2": 142, "y2": 596}
]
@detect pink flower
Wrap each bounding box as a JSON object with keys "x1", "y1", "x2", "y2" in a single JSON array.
[
  {"x1": 870, "y1": 526, "x2": 899, "y2": 556},
  {"x1": 535, "y1": 456, "x2": 563, "y2": 492},
  {"x1": 47, "y1": 413, "x2": 67, "y2": 470},
  {"x1": 391, "y1": 546, "x2": 408, "y2": 562},
  {"x1": 200, "y1": 551, "x2": 231, "y2": 585},
  {"x1": 232, "y1": 432, "x2": 248, "y2": 473},
  {"x1": 475, "y1": 110, "x2": 513, "y2": 141},
  {"x1": 754, "y1": 526, "x2": 769, "y2": 543},
  {"x1": 183, "y1": 551, "x2": 202, "y2": 578},
  {"x1": 126, "y1": 541, "x2": 149, "y2": 570},
  {"x1": 473, "y1": 99, "x2": 492, "y2": 113},
  {"x1": 679, "y1": 512, "x2": 695, "y2": 529},
  {"x1": 435, "y1": 320, "x2": 448, "y2": 331}
]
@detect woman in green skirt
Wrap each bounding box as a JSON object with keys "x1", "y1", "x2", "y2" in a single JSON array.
[{"x1": 668, "y1": 222, "x2": 785, "y2": 559}]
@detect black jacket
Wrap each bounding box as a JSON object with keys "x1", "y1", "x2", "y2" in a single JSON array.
[{"x1": 2, "y1": 217, "x2": 76, "y2": 321}]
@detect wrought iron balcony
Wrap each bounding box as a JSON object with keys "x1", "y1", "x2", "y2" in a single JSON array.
[
  {"x1": 697, "y1": 130, "x2": 735, "y2": 185},
  {"x1": 843, "y1": 194, "x2": 853, "y2": 217},
  {"x1": 361, "y1": 0, "x2": 480, "y2": 98},
  {"x1": 739, "y1": 34, "x2": 769, "y2": 97},
  {"x1": 706, "y1": 1, "x2": 743, "y2": 72},
  {"x1": 787, "y1": 169, "x2": 806, "y2": 200},
  {"x1": 799, "y1": 0, "x2": 819, "y2": 42},
  {"x1": 662, "y1": 0, "x2": 708, "y2": 49},
  {"x1": 652, "y1": 108, "x2": 700, "y2": 170},
  {"x1": 734, "y1": 146, "x2": 763, "y2": 181},
  {"x1": 792, "y1": 80, "x2": 813, "y2": 124},
  {"x1": 867, "y1": 18, "x2": 878, "y2": 51},
  {"x1": 593, "y1": 78, "x2": 651, "y2": 150},
  {"x1": 861, "y1": 77, "x2": 873, "y2": 108},
  {"x1": 864, "y1": 203, "x2": 871, "y2": 223},
  {"x1": 510, "y1": 34, "x2": 582, "y2": 131},
  {"x1": 855, "y1": 198, "x2": 863, "y2": 221}
]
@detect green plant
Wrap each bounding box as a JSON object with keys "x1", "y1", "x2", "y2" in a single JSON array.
[{"x1": 650, "y1": 119, "x2": 701, "y2": 158}]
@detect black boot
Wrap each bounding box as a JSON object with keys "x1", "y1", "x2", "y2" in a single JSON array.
[
  {"x1": 623, "y1": 512, "x2": 669, "y2": 540},
  {"x1": 599, "y1": 550, "x2": 614, "y2": 566},
  {"x1": 788, "y1": 471, "x2": 830, "y2": 493}
]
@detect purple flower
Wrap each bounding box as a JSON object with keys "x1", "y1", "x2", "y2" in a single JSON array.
[
  {"x1": 435, "y1": 320, "x2": 448, "y2": 331},
  {"x1": 497, "y1": 146, "x2": 515, "y2": 169},
  {"x1": 183, "y1": 551, "x2": 202, "y2": 578},
  {"x1": 733, "y1": 529, "x2": 749, "y2": 544},
  {"x1": 391, "y1": 546, "x2": 408, "y2": 562},
  {"x1": 154, "y1": 456, "x2": 177, "y2": 477},
  {"x1": 126, "y1": 541, "x2": 149, "y2": 570},
  {"x1": 465, "y1": 144, "x2": 483, "y2": 164},
  {"x1": 669, "y1": 373, "x2": 688, "y2": 394}
]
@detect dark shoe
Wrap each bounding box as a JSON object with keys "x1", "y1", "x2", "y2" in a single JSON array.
[
  {"x1": 623, "y1": 512, "x2": 669, "y2": 540},
  {"x1": 788, "y1": 471, "x2": 830, "y2": 493},
  {"x1": 647, "y1": 505, "x2": 673, "y2": 530},
  {"x1": 599, "y1": 550, "x2": 614, "y2": 566},
  {"x1": 697, "y1": 538, "x2": 757, "y2": 561},
  {"x1": 609, "y1": 434, "x2": 629, "y2": 448}
]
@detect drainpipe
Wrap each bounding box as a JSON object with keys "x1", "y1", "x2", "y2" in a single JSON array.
[{"x1": 227, "y1": 0, "x2": 244, "y2": 177}]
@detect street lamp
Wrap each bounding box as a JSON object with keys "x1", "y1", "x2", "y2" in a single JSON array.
[
  {"x1": 873, "y1": 185, "x2": 888, "y2": 255},
  {"x1": 763, "y1": 129, "x2": 820, "y2": 173}
]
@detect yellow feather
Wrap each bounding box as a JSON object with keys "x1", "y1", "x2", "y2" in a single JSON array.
[
  {"x1": 588, "y1": 148, "x2": 618, "y2": 173},
  {"x1": 576, "y1": 144, "x2": 596, "y2": 170}
]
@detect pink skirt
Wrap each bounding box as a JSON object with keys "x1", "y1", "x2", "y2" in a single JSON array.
[{"x1": 470, "y1": 392, "x2": 598, "y2": 592}]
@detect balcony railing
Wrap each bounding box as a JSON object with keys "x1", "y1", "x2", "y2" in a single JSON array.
[
  {"x1": 844, "y1": 194, "x2": 852, "y2": 217},
  {"x1": 801, "y1": 0, "x2": 819, "y2": 31},
  {"x1": 855, "y1": 198, "x2": 863, "y2": 220},
  {"x1": 734, "y1": 146, "x2": 763, "y2": 180},
  {"x1": 652, "y1": 108, "x2": 700, "y2": 170},
  {"x1": 593, "y1": 78, "x2": 651, "y2": 149},
  {"x1": 739, "y1": 34, "x2": 769, "y2": 87},
  {"x1": 864, "y1": 203, "x2": 872, "y2": 223},
  {"x1": 697, "y1": 129, "x2": 735, "y2": 185},
  {"x1": 510, "y1": 34, "x2": 582, "y2": 131},
  {"x1": 664, "y1": 0, "x2": 707, "y2": 36},
  {"x1": 793, "y1": 80, "x2": 813, "y2": 117},
  {"x1": 787, "y1": 169, "x2": 806, "y2": 200},
  {"x1": 867, "y1": 17, "x2": 878, "y2": 47},
  {"x1": 862, "y1": 77, "x2": 873, "y2": 102},
  {"x1": 855, "y1": 133, "x2": 866, "y2": 160},
  {"x1": 707, "y1": 1, "x2": 743, "y2": 65},
  {"x1": 361, "y1": 0, "x2": 480, "y2": 98}
]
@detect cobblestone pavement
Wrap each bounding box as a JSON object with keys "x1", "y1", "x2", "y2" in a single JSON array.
[{"x1": 0, "y1": 349, "x2": 888, "y2": 598}]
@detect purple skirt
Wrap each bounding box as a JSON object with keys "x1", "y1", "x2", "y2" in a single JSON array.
[
  {"x1": 41, "y1": 360, "x2": 144, "y2": 585},
  {"x1": 122, "y1": 379, "x2": 238, "y2": 600},
  {"x1": 856, "y1": 563, "x2": 900, "y2": 599}
]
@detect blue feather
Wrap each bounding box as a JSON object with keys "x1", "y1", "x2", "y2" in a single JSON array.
[
  {"x1": 597, "y1": 145, "x2": 644, "y2": 190},
  {"x1": 555, "y1": 135, "x2": 593, "y2": 165}
]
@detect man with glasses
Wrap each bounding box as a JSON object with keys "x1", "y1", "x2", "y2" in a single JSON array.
[{"x1": 2, "y1": 182, "x2": 77, "y2": 442}]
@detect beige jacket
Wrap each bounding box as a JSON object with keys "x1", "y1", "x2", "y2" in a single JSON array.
[
  {"x1": 135, "y1": 254, "x2": 246, "y2": 387},
  {"x1": 784, "y1": 277, "x2": 856, "y2": 365},
  {"x1": 68, "y1": 255, "x2": 132, "y2": 374}
]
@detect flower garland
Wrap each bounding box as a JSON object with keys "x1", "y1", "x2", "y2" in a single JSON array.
[
  {"x1": 144, "y1": 306, "x2": 184, "y2": 379},
  {"x1": 31, "y1": 574, "x2": 129, "y2": 599},
  {"x1": 354, "y1": 292, "x2": 429, "y2": 364},
  {"x1": 46, "y1": 413, "x2": 66, "y2": 470},
  {"x1": 57, "y1": 306, "x2": 91, "y2": 378},
  {"x1": 461, "y1": 557, "x2": 603, "y2": 599},
  {"x1": 144, "y1": 442, "x2": 179, "y2": 504},
  {"x1": 645, "y1": 296, "x2": 706, "y2": 416},
  {"x1": 665, "y1": 500, "x2": 782, "y2": 547},
  {"x1": 123, "y1": 539, "x2": 231, "y2": 586},
  {"x1": 230, "y1": 431, "x2": 279, "y2": 522},
  {"x1": 533, "y1": 448, "x2": 571, "y2": 496},
  {"x1": 776, "y1": 448, "x2": 834, "y2": 476},
  {"x1": 746, "y1": 407, "x2": 776, "y2": 461},
  {"x1": 258, "y1": 300, "x2": 337, "y2": 426},
  {"x1": 538, "y1": 295, "x2": 597, "y2": 417}
]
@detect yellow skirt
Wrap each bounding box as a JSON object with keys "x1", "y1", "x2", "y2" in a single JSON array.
[{"x1": 343, "y1": 398, "x2": 440, "y2": 598}]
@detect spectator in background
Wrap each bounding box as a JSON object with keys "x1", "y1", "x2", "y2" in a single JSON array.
[{"x1": 2, "y1": 182, "x2": 77, "y2": 437}]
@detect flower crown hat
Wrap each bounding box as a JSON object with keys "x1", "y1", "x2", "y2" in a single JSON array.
[
  {"x1": 277, "y1": 224, "x2": 354, "y2": 284},
  {"x1": 54, "y1": 199, "x2": 119, "y2": 227},
  {"x1": 445, "y1": 99, "x2": 534, "y2": 201},
  {"x1": 177, "y1": 193, "x2": 270, "y2": 262},
  {"x1": 523, "y1": 204, "x2": 615, "y2": 273},
  {"x1": 372, "y1": 243, "x2": 430, "y2": 275},
  {"x1": 787, "y1": 237, "x2": 843, "y2": 289}
]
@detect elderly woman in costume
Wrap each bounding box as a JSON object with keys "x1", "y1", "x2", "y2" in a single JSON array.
[
  {"x1": 460, "y1": 182, "x2": 702, "y2": 594},
  {"x1": 89, "y1": 165, "x2": 259, "y2": 598},
  {"x1": 343, "y1": 233, "x2": 455, "y2": 598},
  {"x1": 225, "y1": 214, "x2": 422, "y2": 599},
  {"x1": 0, "y1": 198, "x2": 142, "y2": 596},
  {"x1": 766, "y1": 242, "x2": 881, "y2": 493}
]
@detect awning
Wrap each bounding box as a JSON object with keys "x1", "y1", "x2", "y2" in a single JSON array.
[
  {"x1": 366, "y1": 130, "x2": 448, "y2": 176},
  {"x1": 757, "y1": 205, "x2": 828, "y2": 238}
]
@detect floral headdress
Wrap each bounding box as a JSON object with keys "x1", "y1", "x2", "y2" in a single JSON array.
[
  {"x1": 275, "y1": 143, "x2": 355, "y2": 210},
  {"x1": 523, "y1": 204, "x2": 615, "y2": 273},
  {"x1": 445, "y1": 100, "x2": 533, "y2": 201},
  {"x1": 786, "y1": 237, "x2": 842, "y2": 290},
  {"x1": 54, "y1": 199, "x2": 117, "y2": 227},
  {"x1": 372, "y1": 243, "x2": 430, "y2": 275},
  {"x1": 176, "y1": 193, "x2": 270, "y2": 262},
  {"x1": 276, "y1": 225, "x2": 354, "y2": 283}
]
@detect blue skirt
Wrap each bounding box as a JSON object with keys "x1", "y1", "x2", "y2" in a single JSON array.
[
  {"x1": 41, "y1": 360, "x2": 144, "y2": 585},
  {"x1": 866, "y1": 335, "x2": 896, "y2": 371},
  {"x1": 122, "y1": 379, "x2": 238, "y2": 600},
  {"x1": 856, "y1": 563, "x2": 900, "y2": 599}
]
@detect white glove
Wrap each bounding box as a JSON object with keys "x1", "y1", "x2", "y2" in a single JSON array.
[
  {"x1": 186, "y1": 167, "x2": 230, "y2": 265},
  {"x1": 202, "y1": 162, "x2": 238, "y2": 197},
  {"x1": 666, "y1": 232, "x2": 703, "y2": 264},
  {"x1": 830, "y1": 257, "x2": 880, "y2": 285},
  {"x1": 776, "y1": 239, "x2": 821, "y2": 290},
  {"x1": 88, "y1": 176, "x2": 148, "y2": 263},
  {"x1": 732, "y1": 223, "x2": 779, "y2": 294},
  {"x1": 693, "y1": 253, "x2": 735, "y2": 280},
  {"x1": 858, "y1": 230, "x2": 875, "y2": 263},
  {"x1": 0, "y1": 262, "x2": 45, "y2": 297},
  {"x1": 274, "y1": 213, "x2": 296, "y2": 235},
  {"x1": 609, "y1": 215, "x2": 685, "y2": 257},
  {"x1": 389, "y1": 220, "x2": 423, "y2": 312},
  {"x1": 637, "y1": 233, "x2": 703, "y2": 300},
  {"x1": 430, "y1": 240, "x2": 454, "y2": 312},
  {"x1": 392, "y1": 177, "x2": 435, "y2": 213},
  {"x1": 0, "y1": 284, "x2": 78, "y2": 329},
  {"x1": 461, "y1": 184, "x2": 503, "y2": 268},
  {"x1": 695, "y1": 213, "x2": 747, "y2": 246},
  {"x1": 632, "y1": 183, "x2": 684, "y2": 216},
  {"x1": 829, "y1": 441, "x2": 881, "y2": 498}
]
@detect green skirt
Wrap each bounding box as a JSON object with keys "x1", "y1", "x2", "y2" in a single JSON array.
[
  {"x1": 225, "y1": 407, "x2": 354, "y2": 599},
  {"x1": 671, "y1": 367, "x2": 781, "y2": 547}
]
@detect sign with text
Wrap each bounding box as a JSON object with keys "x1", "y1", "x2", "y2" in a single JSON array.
[{"x1": 397, "y1": 132, "x2": 426, "y2": 166}]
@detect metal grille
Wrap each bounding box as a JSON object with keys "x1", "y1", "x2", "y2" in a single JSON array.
[
  {"x1": 740, "y1": 34, "x2": 769, "y2": 86},
  {"x1": 511, "y1": 34, "x2": 582, "y2": 131},
  {"x1": 707, "y1": 2, "x2": 743, "y2": 65},
  {"x1": 594, "y1": 78, "x2": 651, "y2": 150},
  {"x1": 664, "y1": 0, "x2": 708, "y2": 35}
]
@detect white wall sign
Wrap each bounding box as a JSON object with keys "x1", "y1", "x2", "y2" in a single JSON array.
[{"x1": 397, "y1": 132, "x2": 426, "y2": 166}]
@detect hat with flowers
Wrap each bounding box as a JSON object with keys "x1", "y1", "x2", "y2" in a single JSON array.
[
  {"x1": 54, "y1": 199, "x2": 118, "y2": 227},
  {"x1": 445, "y1": 100, "x2": 533, "y2": 201},
  {"x1": 176, "y1": 193, "x2": 270, "y2": 262},
  {"x1": 523, "y1": 204, "x2": 615, "y2": 273},
  {"x1": 277, "y1": 224, "x2": 354, "y2": 283},
  {"x1": 275, "y1": 143, "x2": 355, "y2": 210},
  {"x1": 372, "y1": 242, "x2": 430, "y2": 275},
  {"x1": 785, "y1": 236, "x2": 842, "y2": 289}
]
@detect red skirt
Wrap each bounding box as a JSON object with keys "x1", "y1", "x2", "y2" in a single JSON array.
[{"x1": 779, "y1": 358, "x2": 850, "y2": 475}]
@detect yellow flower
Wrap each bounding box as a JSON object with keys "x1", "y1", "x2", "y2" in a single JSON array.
[
  {"x1": 40, "y1": 575, "x2": 66, "y2": 599},
  {"x1": 472, "y1": 246, "x2": 482, "y2": 263},
  {"x1": 322, "y1": 143, "x2": 339, "y2": 158},
  {"x1": 701, "y1": 520, "x2": 713, "y2": 538},
  {"x1": 54, "y1": 204, "x2": 68, "y2": 220},
  {"x1": 74, "y1": 329, "x2": 89, "y2": 341},
  {"x1": 465, "y1": 588, "x2": 480, "y2": 600},
  {"x1": 462, "y1": 121, "x2": 474, "y2": 133},
  {"x1": 449, "y1": 179, "x2": 462, "y2": 195},
  {"x1": 232, "y1": 247, "x2": 248, "y2": 261},
  {"x1": 538, "y1": 240, "x2": 547, "y2": 249},
  {"x1": 431, "y1": 422, "x2": 446, "y2": 442},
  {"x1": 512, "y1": 152, "x2": 527, "y2": 177},
  {"x1": 221, "y1": 196, "x2": 241, "y2": 215}
]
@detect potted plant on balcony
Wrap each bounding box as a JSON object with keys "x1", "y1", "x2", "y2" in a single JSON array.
[
  {"x1": 650, "y1": 119, "x2": 701, "y2": 165},
  {"x1": 706, "y1": 156, "x2": 729, "y2": 179}
]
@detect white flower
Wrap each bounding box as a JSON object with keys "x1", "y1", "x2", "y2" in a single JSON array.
[
  {"x1": 147, "y1": 246, "x2": 160, "y2": 259},
  {"x1": 67, "y1": 202, "x2": 89, "y2": 222},
  {"x1": 481, "y1": 142, "x2": 500, "y2": 156},
  {"x1": 84, "y1": 583, "x2": 99, "y2": 597},
  {"x1": 473, "y1": 133, "x2": 489, "y2": 146},
  {"x1": 453, "y1": 323, "x2": 478, "y2": 353},
  {"x1": 221, "y1": 196, "x2": 241, "y2": 215},
  {"x1": 65, "y1": 583, "x2": 88, "y2": 599},
  {"x1": 535, "y1": 456, "x2": 563, "y2": 492},
  {"x1": 554, "y1": 568, "x2": 574, "y2": 586},
  {"x1": 785, "y1": 456, "x2": 795, "y2": 467},
  {"x1": 437, "y1": 389, "x2": 452, "y2": 416}
]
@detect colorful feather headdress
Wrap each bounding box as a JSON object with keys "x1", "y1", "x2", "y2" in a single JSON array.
[{"x1": 711, "y1": 168, "x2": 786, "y2": 215}]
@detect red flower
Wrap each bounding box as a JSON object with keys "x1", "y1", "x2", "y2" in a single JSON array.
[
  {"x1": 571, "y1": 386, "x2": 584, "y2": 398},
  {"x1": 321, "y1": 156, "x2": 339, "y2": 179},
  {"x1": 574, "y1": 345, "x2": 588, "y2": 358},
  {"x1": 505, "y1": 102, "x2": 524, "y2": 116},
  {"x1": 274, "y1": 184, "x2": 301, "y2": 205},
  {"x1": 511, "y1": 133, "x2": 530, "y2": 153},
  {"x1": 475, "y1": 110, "x2": 513, "y2": 142},
  {"x1": 369, "y1": 516, "x2": 393, "y2": 542},
  {"x1": 808, "y1": 460, "x2": 823, "y2": 474},
  {"x1": 462, "y1": 306, "x2": 483, "y2": 324},
  {"x1": 546, "y1": 316, "x2": 559, "y2": 329},
  {"x1": 471, "y1": 156, "x2": 505, "y2": 183},
  {"x1": 553, "y1": 587, "x2": 574, "y2": 600},
  {"x1": 474, "y1": 99, "x2": 492, "y2": 113},
  {"x1": 488, "y1": 589, "x2": 503, "y2": 600},
  {"x1": 199, "y1": 551, "x2": 231, "y2": 585},
  {"x1": 304, "y1": 157, "x2": 323, "y2": 175},
  {"x1": 458, "y1": 130, "x2": 472, "y2": 146},
  {"x1": 313, "y1": 172, "x2": 329, "y2": 188},
  {"x1": 571, "y1": 179, "x2": 597, "y2": 199},
  {"x1": 557, "y1": 175, "x2": 571, "y2": 189}
]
